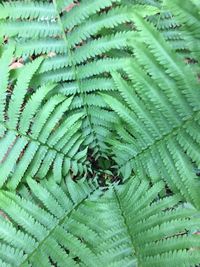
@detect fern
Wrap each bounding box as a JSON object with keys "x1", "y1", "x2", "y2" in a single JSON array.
[
  {"x1": 0, "y1": 0, "x2": 158, "y2": 157},
  {"x1": 0, "y1": 177, "x2": 200, "y2": 266},
  {"x1": 0, "y1": 46, "x2": 88, "y2": 190},
  {"x1": 0, "y1": 178, "x2": 99, "y2": 266},
  {"x1": 103, "y1": 5, "x2": 200, "y2": 208},
  {"x1": 164, "y1": 0, "x2": 200, "y2": 66},
  {"x1": 0, "y1": 0, "x2": 199, "y2": 266}
]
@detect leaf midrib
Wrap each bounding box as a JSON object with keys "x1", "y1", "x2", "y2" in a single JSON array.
[
  {"x1": 20, "y1": 193, "x2": 93, "y2": 266},
  {"x1": 119, "y1": 109, "x2": 200, "y2": 167}
]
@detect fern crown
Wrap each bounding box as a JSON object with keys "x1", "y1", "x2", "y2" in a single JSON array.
[{"x1": 0, "y1": 0, "x2": 200, "y2": 266}]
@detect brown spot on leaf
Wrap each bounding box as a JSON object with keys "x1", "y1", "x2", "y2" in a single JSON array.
[
  {"x1": 0, "y1": 210, "x2": 9, "y2": 220},
  {"x1": 9, "y1": 58, "x2": 24, "y2": 70},
  {"x1": 65, "y1": 2, "x2": 79, "y2": 12}
]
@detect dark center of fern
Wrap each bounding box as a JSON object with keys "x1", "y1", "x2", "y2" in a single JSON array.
[{"x1": 87, "y1": 151, "x2": 121, "y2": 186}]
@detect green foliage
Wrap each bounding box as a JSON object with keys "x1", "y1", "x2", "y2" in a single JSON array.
[
  {"x1": 0, "y1": 0, "x2": 158, "y2": 158},
  {"x1": 165, "y1": 0, "x2": 200, "y2": 59},
  {"x1": 0, "y1": 47, "x2": 88, "y2": 190},
  {"x1": 0, "y1": 0, "x2": 199, "y2": 266},
  {"x1": 0, "y1": 178, "x2": 99, "y2": 266},
  {"x1": 102, "y1": 0, "x2": 200, "y2": 209},
  {"x1": 0, "y1": 177, "x2": 200, "y2": 267}
]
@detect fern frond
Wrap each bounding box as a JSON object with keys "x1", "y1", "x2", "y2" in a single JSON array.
[
  {"x1": 165, "y1": 0, "x2": 200, "y2": 60},
  {"x1": 0, "y1": 177, "x2": 199, "y2": 266},
  {"x1": 0, "y1": 47, "x2": 88, "y2": 189},
  {"x1": 0, "y1": 45, "x2": 14, "y2": 123},
  {"x1": 0, "y1": 178, "x2": 99, "y2": 266},
  {"x1": 103, "y1": 9, "x2": 200, "y2": 208},
  {"x1": 0, "y1": 3, "x2": 199, "y2": 265},
  {"x1": 0, "y1": 21, "x2": 61, "y2": 38},
  {"x1": 0, "y1": 1, "x2": 55, "y2": 20},
  {"x1": 0, "y1": 0, "x2": 155, "y2": 157}
]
